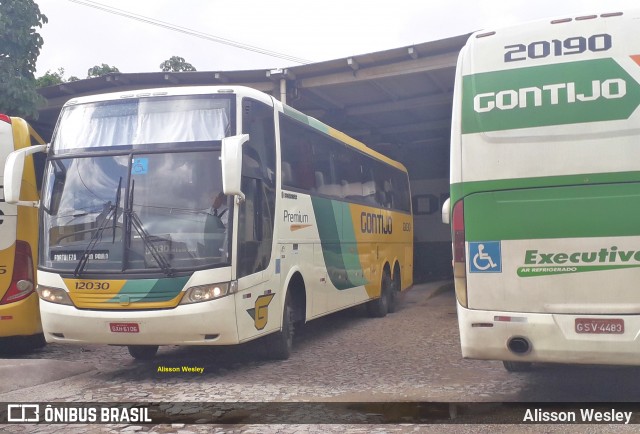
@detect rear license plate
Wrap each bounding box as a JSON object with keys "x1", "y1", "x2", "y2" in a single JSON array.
[
  {"x1": 575, "y1": 318, "x2": 624, "y2": 334},
  {"x1": 109, "y1": 322, "x2": 140, "y2": 333}
]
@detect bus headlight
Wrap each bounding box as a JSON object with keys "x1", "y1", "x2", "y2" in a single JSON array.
[
  {"x1": 180, "y1": 283, "x2": 231, "y2": 305},
  {"x1": 36, "y1": 285, "x2": 73, "y2": 306}
]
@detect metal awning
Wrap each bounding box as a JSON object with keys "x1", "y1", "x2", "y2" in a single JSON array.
[{"x1": 33, "y1": 33, "x2": 469, "y2": 169}]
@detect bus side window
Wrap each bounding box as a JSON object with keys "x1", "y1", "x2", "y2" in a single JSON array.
[{"x1": 237, "y1": 177, "x2": 273, "y2": 278}]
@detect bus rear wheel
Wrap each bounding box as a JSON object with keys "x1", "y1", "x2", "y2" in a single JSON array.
[
  {"x1": 503, "y1": 360, "x2": 532, "y2": 372},
  {"x1": 388, "y1": 268, "x2": 401, "y2": 313},
  {"x1": 128, "y1": 345, "x2": 159, "y2": 361},
  {"x1": 367, "y1": 272, "x2": 391, "y2": 318},
  {"x1": 265, "y1": 293, "x2": 295, "y2": 360}
]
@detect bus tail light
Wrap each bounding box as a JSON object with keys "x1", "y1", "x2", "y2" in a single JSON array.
[
  {"x1": 452, "y1": 200, "x2": 468, "y2": 307},
  {"x1": 1, "y1": 241, "x2": 35, "y2": 305},
  {"x1": 0, "y1": 114, "x2": 11, "y2": 124}
]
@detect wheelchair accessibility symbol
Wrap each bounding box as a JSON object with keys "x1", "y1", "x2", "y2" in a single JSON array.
[
  {"x1": 132, "y1": 157, "x2": 148, "y2": 175},
  {"x1": 469, "y1": 241, "x2": 502, "y2": 273}
]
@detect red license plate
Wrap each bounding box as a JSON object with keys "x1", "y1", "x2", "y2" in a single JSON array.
[
  {"x1": 575, "y1": 318, "x2": 624, "y2": 334},
  {"x1": 109, "y1": 322, "x2": 140, "y2": 333}
]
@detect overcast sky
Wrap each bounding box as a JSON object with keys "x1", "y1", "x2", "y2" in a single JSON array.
[{"x1": 35, "y1": 0, "x2": 640, "y2": 79}]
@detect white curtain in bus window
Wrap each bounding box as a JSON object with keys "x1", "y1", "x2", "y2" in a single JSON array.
[
  {"x1": 55, "y1": 103, "x2": 138, "y2": 150},
  {"x1": 134, "y1": 98, "x2": 229, "y2": 144},
  {"x1": 54, "y1": 97, "x2": 231, "y2": 150}
]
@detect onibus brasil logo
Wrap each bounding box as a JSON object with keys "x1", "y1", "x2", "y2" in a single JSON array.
[{"x1": 518, "y1": 246, "x2": 640, "y2": 277}]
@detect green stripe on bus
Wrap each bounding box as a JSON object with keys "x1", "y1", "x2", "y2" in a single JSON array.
[
  {"x1": 450, "y1": 171, "x2": 640, "y2": 204},
  {"x1": 462, "y1": 58, "x2": 640, "y2": 134},
  {"x1": 283, "y1": 106, "x2": 330, "y2": 134},
  {"x1": 311, "y1": 197, "x2": 366, "y2": 290},
  {"x1": 518, "y1": 264, "x2": 640, "y2": 277},
  {"x1": 463, "y1": 182, "x2": 640, "y2": 241},
  {"x1": 107, "y1": 276, "x2": 189, "y2": 303}
]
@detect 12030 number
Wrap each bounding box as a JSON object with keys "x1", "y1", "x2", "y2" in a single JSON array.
[{"x1": 75, "y1": 281, "x2": 111, "y2": 290}]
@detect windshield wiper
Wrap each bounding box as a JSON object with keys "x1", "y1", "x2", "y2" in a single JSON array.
[
  {"x1": 127, "y1": 210, "x2": 175, "y2": 277},
  {"x1": 112, "y1": 177, "x2": 122, "y2": 243},
  {"x1": 125, "y1": 180, "x2": 175, "y2": 277},
  {"x1": 73, "y1": 177, "x2": 124, "y2": 277},
  {"x1": 73, "y1": 201, "x2": 115, "y2": 277}
]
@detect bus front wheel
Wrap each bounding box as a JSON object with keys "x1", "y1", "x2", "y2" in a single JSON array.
[
  {"x1": 128, "y1": 345, "x2": 159, "y2": 361},
  {"x1": 265, "y1": 293, "x2": 295, "y2": 360}
]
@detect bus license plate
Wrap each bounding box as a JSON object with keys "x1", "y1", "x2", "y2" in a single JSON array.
[
  {"x1": 110, "y1": 322, "x2": 140, "y2": 333},
  {"x1": 575, "y1": 318, "x2": 624, "y2": 334}
]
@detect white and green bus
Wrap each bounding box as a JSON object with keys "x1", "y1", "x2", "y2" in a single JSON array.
[
  {"x1": 443, "y1": 10, "x2": 640, "y2": 370},
  {"x1": 4, "y1": 86, "x2": 413, "y2": 360}
]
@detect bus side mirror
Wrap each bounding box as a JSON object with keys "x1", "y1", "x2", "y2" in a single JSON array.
[
  {"x1": 221, "y1": 134, "x2": 249, "y2": 202},
  {"x1": 442, "y1": 197, "x2": 451, "y2": 224},
  {"x1": 4, "y1": 144, "x2": 47, "y2": 207}
]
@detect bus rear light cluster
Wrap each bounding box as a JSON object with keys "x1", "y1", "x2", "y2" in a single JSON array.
[
  {"x1": 0, "y1": 241, "x2": 35, "y2": 305},
  {"x1": 451, "y1": 200, "x2": 468, "y2": 307}
]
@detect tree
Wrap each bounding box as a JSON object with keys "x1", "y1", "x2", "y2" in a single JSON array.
[
  {"x1": 87, "y1": 63, "x2": 120, "y2": 78},
  {"x1": 0, "y1": 0, "x2": 48, "y2": 118},
  {"x1": 35, "y1": 68, "x2": 80, "y2": 88},
  {"x1": 36, "y1": 68, "x2": 65, "y2": 87},
  {"x1": 160, "y1": 56, "x2": 196, "y2": 72}
]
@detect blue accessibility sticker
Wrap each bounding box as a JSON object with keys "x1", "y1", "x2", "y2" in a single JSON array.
[
  {"x1": 132, "y1": 158, "x2": 148, "y2": 175},
  {"x1": 469, "y1": 241, "x2": 502, "y2": 273}
]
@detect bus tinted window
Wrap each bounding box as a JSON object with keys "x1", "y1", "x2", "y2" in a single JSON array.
[
  {"x1": 280, "y1": 113, "x2": 410, "y2": 213},
  {"x1": 280, "y1": 117, "x2": 315, "y2": 190}
]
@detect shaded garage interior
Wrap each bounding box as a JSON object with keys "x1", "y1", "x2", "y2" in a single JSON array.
[{"x1": 30, "y1": 33, "x2": 469, "y2": 282}]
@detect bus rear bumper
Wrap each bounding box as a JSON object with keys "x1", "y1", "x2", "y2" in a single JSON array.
[
  {"x1": 458, "y1": 303, "x2": 640, "y2": 366},
  {"x1": 39, "y1": 296, "x2": 240, "y2": 346},
  {"x1": 0, "y1": 293, "x2": 43, "y2": 338}
]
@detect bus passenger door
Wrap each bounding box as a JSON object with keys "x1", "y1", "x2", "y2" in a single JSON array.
[
  {"x1": 234, "y1": 176, "x2": 280, "y2": 342},
  {"x1": 233, "y1": 98, "x2": 279, "y2": 342}
]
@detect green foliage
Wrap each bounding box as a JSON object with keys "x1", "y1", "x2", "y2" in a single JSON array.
[
  {"x1": 87, "y1": 63, "x2": 120, "y2": 78},
  {"x1": 160, "y1": 56, "x2": 196, "y2": 72},
  {"x1": 0, "y1": 0, "x2": 48, "y2": 118},
  {"x1": 35, "y1": 67, "x2": 81, "y2": 87},
  {"x1": 35, "y1": 67, "x2": 65, "y2": 87}
]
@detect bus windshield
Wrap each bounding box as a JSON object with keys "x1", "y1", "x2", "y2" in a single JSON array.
[{"x1": 40, "y1": 94, "x2": 235, "y2": 275}]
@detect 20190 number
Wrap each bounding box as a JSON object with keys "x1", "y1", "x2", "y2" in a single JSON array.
[{"x1": 504, "y1": 34, "x2": 612, "y2": 62}]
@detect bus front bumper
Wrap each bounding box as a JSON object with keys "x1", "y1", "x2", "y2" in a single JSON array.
[
  {"x1": 39, "y1": 295, "x2": 240, "y2": 346},
  {"x1": 458, "y1": 303, "x2": 640, "y2": 366}
]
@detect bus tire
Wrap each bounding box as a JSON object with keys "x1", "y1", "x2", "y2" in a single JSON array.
[
  {"x1": 25, "y1": 333, "x2": 47, "y2": 351},
  {"x1": 266, "y1": 293, "x2": 294, "y2": 360},
  {"x1": 388, "y1": 266, "x2": 401, "y2": 313},
  {"x1": 367, "y1": 272, "x2": 391, "y2": 318},
  {"x1": 128, "y1": 345, "x2": 159, "y2": 361},
  {"x1": 0, "y1": 334, "x2": 46, "y2": 354},
  {"x1": 503, "y1": 360, "x2": 532, "y2": 372}
]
